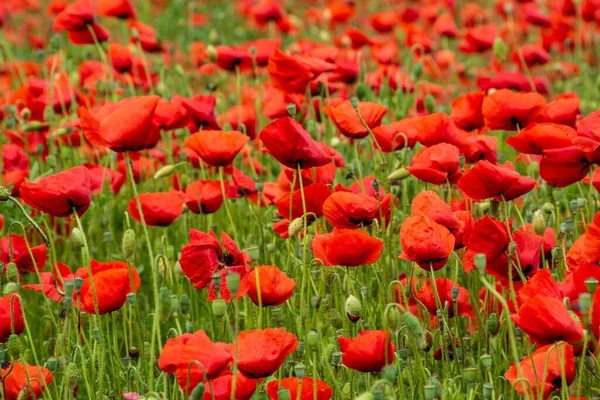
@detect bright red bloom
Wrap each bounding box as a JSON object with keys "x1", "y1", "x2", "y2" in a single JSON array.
[
  {"x1": 0, "y1": 234, "x2": 47, "y2": 273},
  {"x1": 539, "y1": 146, "x2": 592, "y2": 187},
  {"x1": 20, "y1": 166, "x2": 92, "y2": 217},
  {"x1": 506, "y1": 123, "x2": 575, "y2": 154},
  {"x1": 1, "y1": 362, "x2": 53, "y2": 400},
  {"x1": 514, "y1": 44, "x2": 551, "y2": 68},
  {"x1": 512, "y1": 295, "x2": 583, "y2": 345},
  {"x1": 173, "y1": 94, "x2": 220, "y2": 130},
  {"x1": 416, "y1": 278, "x2": 474, "y2": 317},
  {"x1": 462, "y1": 216, "x2": 509, "y2": 275},
  {"x1": 414, "y1": 113, "x2": 465, "y2": 148},
  {"x1": 2, "y1": 144, "x2": 29, "y2": 173},
  {"x1": 158, "y1": 330, "x2": 232, "y2": 394},
  {"x1": 202, "y1": 373, "x2": 257, "y2": 400},
  {"x1": 259, "y1": 117, "x2": 332, "y2": 169},
  {"x1": 407, "y1": 143, "x2": 462, "y2": 185},
  {"x1": 179, "y1": 230, "x2": 247, "y2": 290},
  {"x1": 78, "y1": 96, "x2": 161, "y2": 152},
  {"x1": 128, "y1": 191, "x2": 185, "y2": 226},
  {"x1": 268, "y1": 49, "x2": 334, "y2": 94},
  {"x1": 338, "y1": 330, "x2": 395, "y2": 372},
  {"x1": 399, "y1": 215, "x2": 455, "y2": 271},
  {"x1": 0, "y1": 294, "x2": 24, "y2": 343},
  {"x1": 128, "y1": 20, "x2": 163, "y2": 52},
  {"x1": 234, "y1": 328, "x2": 298, "y2": 378},
  {"x1": 322, "y1": 191, "x2": 391, "y2": 229},
  {"x1": 573, "y1": 110, "x2": 600, "y2": 152},
  {"x1": 184, "y1": 130, "x2": 249, "y2": 167},
  {"x1": 218, "y1": 104, "x2": 257, "y2": 139},
  {"x1": 22, "y1": 262, "x2": 74, "y2": 302},
  {"x1": 108, "y1": 43, "x2": 133, "y2": 72},
  {"x1": 312, "y1": 229, "x2": 384, "y2": 267},
  {"x1": 458, "y1": 160, "x2": 535, "y2": 201},
  {"x1": 247, "y1": 265, "x2": 295, "y2": 306},
  {"x1": 74, "y1": 260, "x2": 141, "y2": 314},
  {"x1": 411, "y1": 191, "x2": 460, "y2": 233},
  {"x1": 504, "y1": 343, "x2": 575, "y2": 399},
  {"x1": 275, "y1": 183, "x2": 331, "y2": 220},
  {"x1": 185, "y1": 180, "x2": 224, "y2": 214},
  {"x1": 97, "y1": 0, "x2": 136, "y2": 18},
  {"x1": 52, "y1": 0, "x2": 109, "y2": 45},
  {"x1": 323, "y1": 101, "x2": 387, "y2": 139},
  {"x1": 450, "y1": 91, "x2": 485, "y2": 131},
  {"x1": 266, "y1": 378, "x2": 333, "y2": 400},
  {"x1": 482, "y1": 89, "x2": 546, "y2": 131}
]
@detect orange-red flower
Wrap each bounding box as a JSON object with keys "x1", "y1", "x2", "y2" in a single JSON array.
[
  {"x1": 97, "y1": 0, "x2": 136, "y2": 19},
  {"x1": 128, "y1": 191, "x2": 185, "y2": 226},
  {"x1": 338, "y1": 330, "x2": 395, "y2": 372},
  {"x1": 202, "y1": 373, "x2": 257, "y2": 400},
  {"x1": 234, "y1": 328, "x2": 298, "y2": 378},
  {"x1": 184, "y1": 180, "x2": 224, "y2": 214},
  {"x1": 275, "y1": 183, "x2": 332, "y2": 220},
  {"x1": 0, "y1": 294, "x2": 24, "y2": 343},
  {"x1": 506, "y1": 123, "x2": 574, "y2": 154},
  {"x1": 19, "y1": 166, "x2": 92, "y2": 217},
  {"x1": 415, "y1": 278, "x2": 474, "y2": 318},
  {"x1": 0, "y1": 362, "x2": 53, "y2": 400},
  {"x1": 311, "y1": 229, "x2": 384, "y2": 267},
  {"x1": 74, "y1": 260, "x2": 141, "y2": 314},
  {"x1": 407, "y1": 143, "x2": 462, "y2": 185},
  {"x1": 52, "y1": 0, "x2": 109, "y2": 45},
  {"x1": 247, "y1": 265, "x2": 295, "y2": 306},
  {"x1": 78, "y1": 96, "x2": 161, "y2": 152},
  {"x1": 482, "y1": 89, "x2": 546, "y2": 131},
  {"x1": 266, "y1": 378, "x2": 333, "y2": 400},
  {"x1": 184, "y1": 130, "x2": 249, "y2": 167},
  {"x1": 322, "y1": 191, "x2": 391, "y2": 229},
  {"x1": 458, "y1": 160, "x2": 535, "y2": 201},
  {"x1": 0, "y1": 234, "x2": 47, "y2": 273},
  {"x1": 323, "y1": 101, "x2": 387, "y2": 139},
  {"x1": 450, "y1": 91, "x2": 485, "y2": 131},
  {"x1": 399, "y1": 215, "x2": 455, "y2": 271}
]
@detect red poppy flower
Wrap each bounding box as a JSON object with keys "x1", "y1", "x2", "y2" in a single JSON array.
[
  {"x1": 512, "y1": 295, "x2": 583, "y2": 345},
  {"x1": 108, "y1": 43, "x2": 133, "y2": 72},
  {"x1": 179, "y1": 230, "x2": 247, "y2": 290},
  {"x1": 539, "y1": 146, "x2": 592, "y2": 188},
  {"x1": 247, "y1": 265, "x2": 295, "y2": 306},
  {"x1": 338, "y1": 330, "x2": 395, "y2": 372},
  {"x1": 22, "y1": 262, "x2": 74, "y2": 302},
  {"x1": 260, "y1": 117, "x2": 332, "y2": 169},
  {"x1": 128, "y1": 20, "x2": 163, "y2": 52},
  {"x1": 116, "y1": 156, "x2": 157, "y2": 183},
  {"x1": 0, "y1": 294, "x2": 24, "y2": 343},
  {"x1": 371, "y1": 121, "x2": 418, "y2": 152},
  {"x1": 582, "y1": 212, "x2": 600, "y2": 263},
  {"x1": 506, "y1": 123, "x2": 575, "y2": 154},
  {"x1": 312, "y1": 229, "x2": 384, "y2": 267},
  {"x1": 400, "y1": 215, "x2": 455, "y2": 271},
  {"x1": 268, "y1": 49, "x2": 334, "y2": 94},
  {"x1": 416, "y1": 277, "x2": 474, "y2": 317},
  {"x1": 275, "y1": 182, "x2": 332, "y2": 220},
  {"x1": 535, "y1": 97, "x2": 580, "y2": 127},
  {"x1": 19, "y1": 166, "x2": 92, "y2": 217},
  {"x1": 433, "y1": 13, "x2": 459, "y2": 38},
  {"x1": 462, "y1": 216, "x2": 508, "y2": 273},
  {"x1": 173, "y1": 94, "x2": 220, "y2": 130},
  {"x1": 158, "y1": 330, "x2": 232, "y2": 394},
  {"x1": 463, "y1": 134, "x2": 498, "y2": 164},
  {"x1": 184, "y1": 130, "x2": 249, "y2": 167},
  {"x1": 153, "y1": 101, "x2": 188, "y2": 131},
  {"x1": 322, "y1": 191, "x2": 391, "y2": 229},
  {"x1": 0, "y1": 362, "x2": 53, "y2": 400},
  {"x1": 52, "y1": 0, "x2": 109, "y2": 45},
  {"x1": 2, "y1": 144, "x2": 29, "y2": 172},
  {"x1": 458, "y1": 160, "x2": 535, "y2": 201},
  {"x1": 218, "y1": 104, "x2": 257, "y2": 139},
  {"x1": 411, "y1": 191, "x2": 460, "y2": 233},
  {"x1": 266, "y1": 377, "x2": 333, "y2": 400},
  {"x1": 78, "y1": 96, "x2": 161, "y2": 152},
  {"x1": 414, "y1": 113, "x2": 466, "y2": 148},
  {"x1": 128, "y1": 191, "x2": 185, "y2": 227},
  {"x1": 453, "y1": 210, "x2": 474, "y2": 249},
  {"x1": 459, "y1": 24, "x2": 496, "y2": 53},
  {"x1": 407, "y1": 143, "x2": 462, "y2": 185},
  {"x1": 482, "y1": 89, "x2": 546, "y2": 131},
  {"x1": 323, "y1": 101, "x2": 387, "y2": 139},
  {"x1": 74, "y1": 260, "x2": 141, "y2": 314},
  {"x1": 234, "y1": 328, "x2": 298, "y2": 378},
  {"x1": 202, "y1": 373, "x2": 257, "y2": 400},
  {"x1": 185, "y1": 180, "x2": 224, "y2": 214},
  {"x1": 0, "y1": 234, "x2": 47, "y2": 274},
  {"x1": 450, "y1": 91, "x2": 485, "y2": 131},
  {"x1": 573, "y1": 109, "x2": 600, "y2": 152},
  {"x1": 504, "y1": 343, "x2": 575, "y2": 400},
  {"x1": 97, "y1": 0, "x2": 136, "y2": 18}
]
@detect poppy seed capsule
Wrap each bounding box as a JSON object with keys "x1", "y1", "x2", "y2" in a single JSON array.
[
  {"x1": 122, "y1": 229, "x2": 136, "y2": 261},
  {"x1": 226, "y1": 272, "x2": 240, "y2": 295},
  {"x1": 294, "y1": 362, "x2": 306, "y2": 378},
  {"x1": 286, "y1": 103, "x2": 296, "y2": 117},
  {"x1": 180, "y1": 294, "x2": 191, "y2": 315},
  {"x1": 423, "y1": 385, "x2": 437, "y2": 400},
  {"x1": 579, "y1": 293, "x2": 592, "y2": 313},
  {"x1": 277, "y1": 388, "x2": 291, "y2": 400},
  {"x1": 307, "y1": 330, "x2": 319, "y2": 349},
  {"x1": 586, "y1": 277, "x2": 599, "y2": 294},
  {"x1": 345, "y1": 295, "x2": 362, "y2": 322},
  {"x1": 480, "y1": 354, "x2": 492, "y2": 370},
  {"x1": 463, "y1": 366, "x2": 478, "y2": 384},
  {"x1": 212, "y1": 299, "x2": 227, "y2": 318},
  {"x1": 482, "y1": 383, "x2": 493, "y2": 399}
]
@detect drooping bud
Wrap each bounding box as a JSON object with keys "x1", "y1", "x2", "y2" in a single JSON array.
[
  {"x1": 403, "y1": 312, "x2": 426, "y2": 348},
  {"x1": 6, "y1": 262, "x2": 19, "y2": 284},
  {"x1": 532, "y1": 210, "x2": 546, "y2": 235},
  {"x1": 66, "y1": 361, "x2": 80, "y2": 389},
  {"x1": 493, "y1": 37, "x2": 508, "y2": 61},
  {"x1": 388, "y1": 168, "x2": 410, "y2": 182},
  {"x1": 71, "y1": 227, "x2": 85, "y2": 249},
  {"x1": 288, "y1": 217, "x2": 305, "y2": 238},
  {"x1": 8, "y1": 334, "x2": 21, "y2": 358},
  {"x1": 153, "y1": 165, "x2": 176, "y2": 179},
  {"x1": 122, "y1": 229, "x2": 136, "y2": 261},
  {"x1": 384, "y1": 306, "x2": 401, "y2": 332},
  {"x1": 350, "y1": 97, "x2": 359, "y2": 110}
]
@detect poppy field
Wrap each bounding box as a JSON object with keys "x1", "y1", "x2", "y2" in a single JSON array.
[{"x1": 3, "y1": 0, "x2": 600, "y2": 399}]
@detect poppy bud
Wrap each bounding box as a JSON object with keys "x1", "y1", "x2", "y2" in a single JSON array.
[
  {"x1": 474, "y1": 253, "x2": 486, "y2": 273},
  {"x1": 271, "y1": 306, "x2": 284, "y2": 323},
  {"x1": 388, "y1": 167, "x2": 410, "y2": 182},
  {"x1": 247, "y1": 246, "x2": 259, "y2": 261},
  {"x1": 0, "y1": 187, "x2": 10, "y2": 201},
  {"x1": 8, "y1": 334, "x2": 20, "y2": 358},
  {"x1": 122, "y1": 229, "x2": 136, "y2": 261},
  {"x1": 153, "y1": 165, "x2": 176, "y2": 179},
  {"x1": 412, "y1": 63, "x2": 423, "y2": 80},
  {"x1": 226, "y1": 272, "x2": 241, "y2": 295},
  {"x1": 579, "y1": 293, "x2": 591, "y2": 313},
  {"x1": 508, "y1": 241, "x2": 517, "y2": 255},
  {"x1": 266, "y1": 243, "x2": 276, "y2": 253},
  {"x1": 206, "y1": 44, "x2": 217, "y2": 62},
  {"x1": 424, "y1": 95, "x2": 435, "y2": 113},
  {"x1": 384, "y1": 306, "x2": 401, "y2": 332},
  {"x1": 463, "y1": 366, "x2": 478, "y2": 384},
  {"x1": 355, "y1": 392, "x2": 375, "y2": 400},
  {"x1": 66, "y1": 361, "x2": 80, "y2": 388},
  {"x1": 2, "y1": 282, "x2": 18, "y2": 296},
  {"x1": 586, "y1": 277, "x2": 599, "y2": 294},
  {"x1": 532, "y1": 210, "x2": 546, "y2": 235},
  {"x1": 23, "y1": 121, "x2": 45, "y2": 132},
  {"x1": 330, "y1": 308, "x2": 343, "y2": 329},
  {"x1": 482, "y1": 383, "x2": 493, "y2": 400},
  {"x1": 294, "y1": 362, "x2": 306, "y2": 378},
  {"x1": 403, "y1": 312, "x2": 426, "y2": 347},
  {"x1": 480, "y1": 354, "x2": 492, "y2": 370},
  {"x1": 180, "y1": 294, "x2": 190, "y2": 315},
  {"x1": 310, "y1": 296, "x2": 321, "y2": 309},
  {"x1": 277, "y1": 388, "x2": 291, "y2": 400},
  {"x1": 307, "y1": 329, "x2": 319, "y2": 350},
  {"x1": 423, "y1": 385, "x2": 437, "y2": 400},
  {"x1": 19, "y1": 108, "x2": 31, "y2": 121},
  {"x1": 288, "y1": 217, "x2": 305, "y2": 238},
  {"x1": 345, "y1": 295, "x2": 362, "y2": 322},
  {"x1": 487, "y1": 313, "x2": 500, "y2": 336},
  {"x1": 585, "y1": 355, "x2": 596, "y2": 372},
  {"x1": 212, "y1": 299, "x2": 227, "y2": 318},
  {"x1": 190, "y1": 382, "x2": 205, "y2": 400},
  {"x1": 350, "y1": 96, "x2": 359, "y2": 110},
  {"x1": 356, "y1": 83, "x2": 369, "y2": 100},
  {"x1": 287, "y1": 103, "x2": 297, "y2": 117},
  {"x1": 493, "y1": 37, "x2": 508, "y2": 62},
  {"x1": 71, "y1": 227, "x2": 85, "y2": 249},
  {"x1": 6, "y1": 262, "x2": 18, "y2": 283},
  {"x1": 381, "y1": 365, "x2": 397, "y2": 382}
]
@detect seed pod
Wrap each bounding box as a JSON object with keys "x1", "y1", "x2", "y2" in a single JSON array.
[
  {"x1": 384, "y1": 306, "x2": 401, "y2": 332},
  {"x1": 463, "y1": 366, "x2": 478, "y2": 384},
  {"x1": 480, "y1": 354, "x2": 492, "y2": 370},
  {"x1": 294, "y1": 362, "x2": 306, "y2": 378},
  {"x1": 180, "y1": 294, "x2": 191, "y2": 315},
  {"x1": 226, "y1": 272, "x2": 241, "y2": 295},
  {"x1": 212, "y1": 299, "x2": 227, "y2": 318},
  {"x1": 122, "y1": 229, "x2": 136, "y2": 261},
  {"x1": 330, "y1": 308, "x2": 343, "y2": 329},
  {"x1": 278, "y1": 388, "x2": 291, "y2": 400}
]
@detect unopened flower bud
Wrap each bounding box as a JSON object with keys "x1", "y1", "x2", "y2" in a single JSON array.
[
  {"x1": 474, "y1": 253, "x2": 486, "y2": 273},
  {"x1": 122, "y1": 229, "x2": 136, "y2": 261},
  {"x1": 19, "y1": 108, "x2": 31, "y2": 121},
  {"x1": 384, "y1": 306, "x2": 401, "y2": 332},
  {"x1": 0, "y1": 187, "x2": 10, "y2": 201},
  {"x1": 493, "y1": 37, "x2": 508, "y2": 61},
  {"x1": 288, "y1": 217, "x2": 305, "y2": 238},
  {"x1": 2, "y1": 282, "x2": 18, "y2": 296},
  {"x1": 487, "y1": 313, "x2": 500, "y2": 336},
  {"x1": 8, "y1": 334, "x2": 21, "y2": 357},
  {"x1": 532, "y1": 210, "x2": 546, "y2": 235},
  {"x1": 350, "y1": 97, "x2": 359, "y2": 109},
  {"x1": 180, "y1": 294, "x2": 191, "y2": 315},
  {"x1": 345, "y1": 295, "x2": 362, "y2": 322},
  {"x1": 153, "y1": 165, "x2": 176, "y2": 179},
  {"x1": 287, "y1": 103, "x2": 296, "y2": 117},
  {"x1": 388, "y1": 168, "x2": 410, "y2": 181},
  {"x1": 424, "y1": 94, "x2": 435, "y2": 113},
  {"x1": 66, "y1": 361, "x2": 80, "y2": 389},
  {"x1": 206, "y1": 45, "x2": 217, "y2": 62},
  {"x1": 190, "y1": 383, "x2": 205, "y2": 400},
  {"x1": 6, "y1": 262, "x2": 19, "y2": 283},
  {"x1": 71, "y1": 227, "x2": 85, "y2": 249}
]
